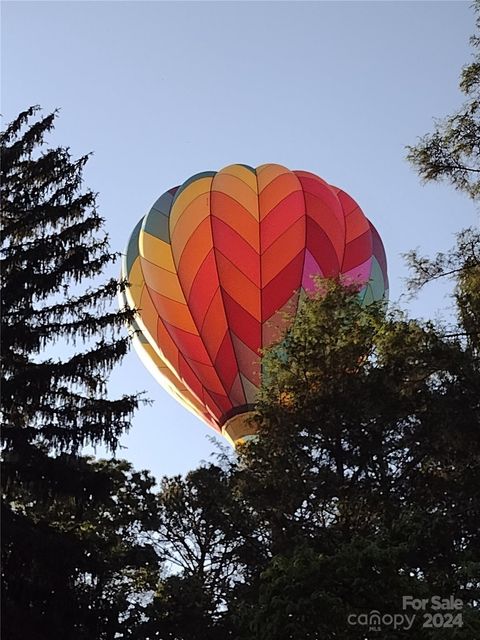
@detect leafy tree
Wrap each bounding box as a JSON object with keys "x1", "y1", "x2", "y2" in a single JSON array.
[
  {"x1": 3, "y1": 456, "x2": 160, "y2": 640},
  {"x1": 406, "y1": 1, "x2": 480, "y2": 199},
  {"x1": 139, "y1": 464, "x2": 263, "y2": 640},
  {"x1": 405, "y1": 0, "x2": 480, "y2": 355},
  {"x1": 1, "y1": 107, "x2": 149, "y2": 639},
  {"x1": 234, "y1": 279, "x2": 480, "y2": 639}
]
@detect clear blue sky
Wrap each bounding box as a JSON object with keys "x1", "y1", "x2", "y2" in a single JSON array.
[{"x1": 2, "y1": 1, "x2": 477, "y2": 480}]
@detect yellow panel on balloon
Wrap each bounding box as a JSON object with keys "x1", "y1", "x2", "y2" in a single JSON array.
[
  {"x1": 140, "y1": 257, "x2": 185, "y2": 304},
  {"x1": 212, "y1": 171, "x2": 259, "y2": 218},
  {"x1": 220, "y1": 164, "x2": 258, "y2": 191},
  {"x1": 140, "y1": 232, "x2": 176, "y2": 272},
  {"x1": 171, "y1": 197, "x2": 212, "y2": 262},
  {"x1": 125, "y1": 258, "x2": 145, "y2": 309},
  {"x1": 256, "y1": 163, "x2": 291, "y2": 191},
  {"x1": 169, "y1": 177, "x2": 213, "y2": 233}
]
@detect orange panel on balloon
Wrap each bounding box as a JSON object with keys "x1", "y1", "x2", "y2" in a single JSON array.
[
  {"x1": 141, "y1": 258, "x2": 184, "y2": 303},
  {"x1": 160, "y1": 320, "x2": 209, "y2": 364},
  {"x1": 156, "y1": 318, "x2": 180, "y2": 372},
  {"x1": 211, "y1": 216, "x2": 261, "y2": 285},
  {"x1": 258, "y1": 172, "x2": 302, "y2": 220},
  {"x1": 187, "y1": 252, "x2": 219, "y2": 326},
  {"x1": 212, "y1": 172, "x2": 259, "y2": 218},
  {"x1": 177, "y1": 217, "x2": 214, "y2": 298},
  {"x1": 261, "y1": 216, "x2": 305, "y2": 286},
  {"x1": 214, "y1": 332, "x2": 239, "y2": 392},
  {"x1": 200, "y1": 288, "x2": 230, "y2": 361},
  {"x1": 260, "y1": 190, "x2": 306, "y2": 251},
  {"x1": 177, "y1": 354, "x2": 209, "y2": 409},
  {"x1": 147, "y1": 288, "x2": 196, "y2": 334},
  {"x1": 262, "y1": 251, "x2": 305, "y2": 321},
  {"x1": 171, "y1": 193, "x2": 212, "y2": 259},
  {"x1": 169, "y1": 178, "x2": 213, "y2": 233},
  {"x1": 222, "y1": 289, "x2": 261, "y2": 354},
  {"x1": 139, "y1": 286, "x2": 163, "y2": 340},
  {"x1": 217, "y1": 164, "x2": 258, "y2": 191},
  {"x1": 256, "y1": 164, "x2": 291, "y2": 193},
  {"x1": 186, "y1": 359, "x2": 228, "y2": 397},
  {"x1": 210, "y1": 191, "x2": 260, "y2": 250},
  {"x1": 214, "y1": 250, "x2": 261, "y2": 321}
]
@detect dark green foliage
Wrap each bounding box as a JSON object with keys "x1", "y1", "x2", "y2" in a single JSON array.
[
  {"x1": 1, "y1": 107, "x2": 150, "y2": 639},
  {"x1": 1, "y1": 106, "x2": 139, "y2": 453},
  {"x1": 404, "y1": 226, "x2": 480, "y2": 355},
  {"x1": 234, "y1": 274, "x2": 480, "y2": 638},
  {"x1": 3, "y1": 456, "x2": 160, "y2": 640},
  {"x1": 138, "y1": 464, "x2": 263, "y2": 640},
  {"x1": 136, "y1": 273, "x2": 479, "y2": 639}
]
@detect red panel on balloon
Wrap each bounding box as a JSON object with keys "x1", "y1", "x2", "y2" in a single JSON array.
[
  {"x1": 260, "y1": 191, "x2": 305, "y2": 251},
  {"x1": 302, "y1": 192, "x2": 345, "y2": 264},
  {"x1": 305, "y1": 217, "x2": 340, "y2": 277},
  {"x1": 261, "y1": 250, "x2": 304, "y2": 321},
  {"x1": 177, "y1": 353, "x2": 205, "y2": 403},
  {"x1": 222, "y1": 290, "x2": 261, "y2": 354},
  {"x1": 211, "y1": 191, "x2": 260, "y2": 251},
  {"x1": 214, "y1": 332, "x2": 239, "y2": 392},
  {"x1": 211, "y1": 216, "x2": 260, "y2": 285},
  {"x1": 342, "y1": 230, "x2": 372, "y2": 272},
  {"x1": 187, "y1": 250, "x2": 219, "y2": 326},
  {"x1": 200, "y1": 288, "x2": 229, "y2": 361}
]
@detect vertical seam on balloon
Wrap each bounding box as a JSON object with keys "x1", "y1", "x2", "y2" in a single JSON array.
[
  {"x1": 328, "y1": 187, "x2": 347, "y2": 273},
  {"x1": 207, "y1": 174, "x2": 248, "y2": 411},
  {"x1": 187, "y1": 247, "x2": 217, "y2": 308},
  {"x1": 169, "y1": 176, "x2": 233, "y2": 408},
  {"x1": 339, "y1": 190, "x2": 349, "y2": 273},
  {"x1": 229, "y1": 173, "x2": 256, "y2": 403},
  {"x1": 294, "y1": 171, "x2": 308, "y2": 323},
  {"x1": 256, "y1": 166, "x2": 263, "y2": 401}
]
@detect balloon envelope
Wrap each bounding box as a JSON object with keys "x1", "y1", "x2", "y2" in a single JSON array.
[{"x1": 122, "y1": 164, "x2": 388, "y2": 445}]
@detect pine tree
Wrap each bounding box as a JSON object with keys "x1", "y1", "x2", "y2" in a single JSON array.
[
  {"x1": 1, "y1": 107, "x2": 144, "y2": 638},
  {"x1": 1, "y1": 106, "x2": 139, "y2": 453}
]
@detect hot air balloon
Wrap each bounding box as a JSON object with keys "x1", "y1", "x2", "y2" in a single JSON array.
[{"x1": 121, "y1": 164, "x2": 388, "y2": 446}]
